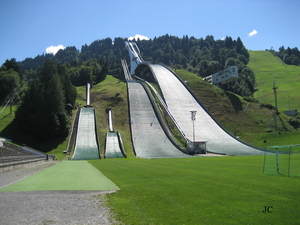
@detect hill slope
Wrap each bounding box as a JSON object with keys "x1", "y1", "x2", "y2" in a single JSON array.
[
  {"x1": 1, "y1": 70, "x2": 299, "y2": 158},
  {"x1": 248, "y1": 51, "x2": 300, "y2": 111},
  {"x1": 174, "y1": 69, "x2": 300, "y2": 148}
]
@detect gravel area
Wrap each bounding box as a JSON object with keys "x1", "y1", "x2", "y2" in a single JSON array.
[{"x1": 0, "y1": 162, "x2": 117, "y2": 225}]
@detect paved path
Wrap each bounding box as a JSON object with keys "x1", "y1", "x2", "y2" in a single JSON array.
[
  {"x1": 0, "y1": 161, "x2": 57, "y2": 189},
  {"x1": 0, "y1": 190, "x2": 114, "y2": 225},
  {"x1": 0, "y1": 161, "x2": 119, "y2": 192},
  {"x1": 0, "y1": 161, "x2": 118, "y2": 224}
]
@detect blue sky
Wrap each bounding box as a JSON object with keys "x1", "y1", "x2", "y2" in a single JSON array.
[{"x1": 0, "y1": 0, "x2": 299, "y2": 64}]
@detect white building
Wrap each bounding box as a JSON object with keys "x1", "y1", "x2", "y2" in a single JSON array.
[{"x1": 203, "y1": 66, "x2": 238, "y2": 85}]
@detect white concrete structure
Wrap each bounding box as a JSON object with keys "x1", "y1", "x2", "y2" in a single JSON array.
[
  {"x1": 108, "y1": 108, "x2": 114, "y2": 132},
  {"x1": 203, "y1": 66, "x2": 238, "y2": 85},
  {"x1": 86, "y1": 82, "x2": 91, "y2": 107},
  {"x1": 125, "y1": 41, "x2": 144, "y2": 75}
]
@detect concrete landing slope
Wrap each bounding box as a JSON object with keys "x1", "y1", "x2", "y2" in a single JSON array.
[
  {"x1": 72, "y1": 108, "x2": 100, "y2": 160},
  {"x1": 105, "y1": 132, "x2": 125, "y2": 158},
  {"x1": 128, "y1": 81, "x2": 190, "y2": 158},
  {"x1": 150, "y1": 64, "x2": 265, "y2": 156}
]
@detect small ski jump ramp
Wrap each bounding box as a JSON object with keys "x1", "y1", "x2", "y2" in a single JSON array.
[
  {"x1": 148, "y1": 64, "x2": 265, "y2": 156},
  {"x1": 105, "y1": 108, "x2": 126, "y2": 158},
  {"x1": 128, "y1": 81, "x2": 190, "y2": 158},
  {"x1": 105, "y1": 132, "x2": 125, "y2": 158},
  {"x1": 72, "y1": 108, "x2": 100, "y2": 160}
]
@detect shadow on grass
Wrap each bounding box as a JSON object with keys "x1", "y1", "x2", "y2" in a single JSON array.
[
  {"x1": 0, "y1": 113, "x2": 11, "y2": 122},
  {"x1": 0, "y1": 118, "x2": 67, "y2": 153},
  {"x1": 225, "y1": 91, "x2": 243, "y2": 112}
]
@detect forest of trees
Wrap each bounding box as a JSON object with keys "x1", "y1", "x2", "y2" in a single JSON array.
[
  {"x1": 268, "y1": 46, "x2": 300, "y2": 66},
  {"x1": 15, "y1": 34, "x2": 255, "y2": 96},
  {"x1": 15, "y1": 60, "x2": 77, "y2": 140},
  {"x1": 19, "y1": 35, "x2": 251, "y2": 77},
  {"x1": 0, "y1": 59, "x2": 23, "y2": 103}
]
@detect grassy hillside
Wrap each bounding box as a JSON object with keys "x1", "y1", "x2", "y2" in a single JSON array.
[
  {"x1": 76, "y1": 75, "x2": 134, "y2": 157},
  {"x1": 248, "y1": 51, "x2": 300, "y2": 111},
  {"x1": 174, "y1": 69, "x2": 300, "y2": 147},
  {"x1": 0, "y1": 106, "x2": 16, "y2": 138}
]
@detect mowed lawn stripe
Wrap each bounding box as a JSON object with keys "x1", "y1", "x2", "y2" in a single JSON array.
[{"x1": 0, "y1": 161, "x2": 119, "y2": 192}]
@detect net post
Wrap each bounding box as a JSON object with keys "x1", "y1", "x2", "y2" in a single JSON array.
[
  {"x1": 263, "y1": 149, "x2": 267, "y2": 175},
  {"x1": 288, "y1": 145, "x2": 291, "y2": 177},
  {"x1": 276, "y1": 148, "x2": 280, "y2": 175}
]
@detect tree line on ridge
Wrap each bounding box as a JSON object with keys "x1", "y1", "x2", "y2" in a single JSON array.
[{"x1": 1, "y1": 34, "x2": 298, "y2": 141}]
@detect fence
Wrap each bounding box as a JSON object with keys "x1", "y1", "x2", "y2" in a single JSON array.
[
  {"x1": 263, "y1": 145, "x2": 300, "y2": 177},
  {"x1": 0, "y1": 155, "x2": 46, "y2": 164}
]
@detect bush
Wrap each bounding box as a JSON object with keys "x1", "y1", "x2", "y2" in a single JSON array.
[
  {"x1": 260, "y1": 103, "x2": 274, "y2": 110},
  {"x1": 288, "y1": 117, "x2": 300, "y2": 129},
  {"x1": 243, "y1": 96, "x2": 258, "y2": 103}
]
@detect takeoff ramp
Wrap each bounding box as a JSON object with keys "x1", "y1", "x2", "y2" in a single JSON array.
[
  {"x1": 105, "y1": 108, "x2": 126, "y2": 158},
  {"x1": 72, "y1": 108, "x2": 100, "y2": 160},
  {"x1": 149, "y1": 64, "x2": 265, "y2": 156},
  {"x1": 128, "y1": 81, "x2": 189, "y2": 158},
  {"x1": 105, "y1": 132, "x2": 125, "y2": 158}
]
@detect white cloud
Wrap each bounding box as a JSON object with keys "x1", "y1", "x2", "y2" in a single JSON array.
[
  {"x1": 128, "y1": 34, "x2": 150, "y2": 41},
  {"x1": 46, "y1": 45, "x2": 65, "y2": 55},
  {"x1": 248, "y1": 29, "x2": 258, "y2": 36}
]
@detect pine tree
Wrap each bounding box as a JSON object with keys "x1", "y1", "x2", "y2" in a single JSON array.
[{"x1": 16, "y1": 60, "x2": 70, "y2": 140}]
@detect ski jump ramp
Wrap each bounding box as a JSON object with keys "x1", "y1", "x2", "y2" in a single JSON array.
[
  {"x1": 128, "y1": 81, "x2": 190, "y2": 158},
  {"x1": 125, "y1": 41, "x2": 265, "y2": 156},
  {"x1": 105, "y1": 108, "x2": 126, "y2": 158},
  {"x1": 105, "y1": 132, "x2": 125, "y2": 158},
  {"x1": 72, "y1": 108, "x2": 100, "y2": 160},
  {"x1": 145, "y1": 64, "x2": 265, "y2": 156}
]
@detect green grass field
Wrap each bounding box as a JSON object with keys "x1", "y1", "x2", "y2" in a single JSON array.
[
  {"x1": 90, "y1": 157, "x2": 300, "y2": 224},
  {"x1": 264, "y1": 152, "x2": 300, "y2": 177},
  {"x1": 248, "y1": 51, "x2": 300, "y2": 111},
  {"x1": 240, "y1": 131, "x2": 300, "y2": 149}
]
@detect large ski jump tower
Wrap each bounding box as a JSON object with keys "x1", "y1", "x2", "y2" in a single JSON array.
[{"x1": 125, "y1": 41, "x2": 144, "y2": 75}]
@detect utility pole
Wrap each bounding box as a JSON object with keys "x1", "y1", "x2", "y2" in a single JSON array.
[{"x1": 273, "y1": 81, "x2": 278, "y2": 131}]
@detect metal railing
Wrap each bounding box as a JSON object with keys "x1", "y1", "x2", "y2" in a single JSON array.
[
  {"x1": 0, "y1": 155, "x2": 51, "y2": 165},
  {"x1": 121, "y1": 59, "x2": 132, "y2": 80}
]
